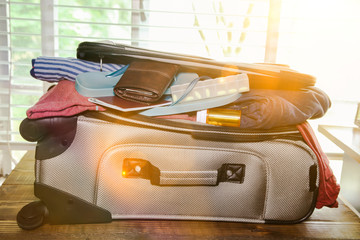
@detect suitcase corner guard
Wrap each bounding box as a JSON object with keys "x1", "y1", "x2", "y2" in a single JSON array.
[
  {"x1": 19, "y1": 116, "x2": 78, "y2": 160},
  {"x1": 17, "y1": 182, "x2": 112, "y2": 230}
]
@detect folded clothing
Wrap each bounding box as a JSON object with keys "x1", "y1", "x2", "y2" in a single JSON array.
[
  {"x1": 297, "y1": 121, "x2": 340, "y2": 209},
  {"x1": 27, "y1": 80, "x2": 105, "y2": 119},
  {"x1": 31, "y1": 56, "x2": 124, "y2": 82},
  {"x1": 226, "y1": 87, "x2": 331, "y2": 129},
  {"x1": 156, "y1": 87, "x2": 331, "y2": 129}
]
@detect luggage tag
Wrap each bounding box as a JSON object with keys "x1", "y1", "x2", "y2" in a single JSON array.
[{"x1": 75, "y1": 65, "x2": 129, "y2": 97}]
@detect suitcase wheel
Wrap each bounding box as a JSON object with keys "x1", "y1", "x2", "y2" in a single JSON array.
[{"x1": 17, "y1": 201, "x2": 48, "y2": 230}]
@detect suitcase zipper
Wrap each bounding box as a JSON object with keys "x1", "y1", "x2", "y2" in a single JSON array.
[
  {"x1": 76, "y1": 41, "x2": 316, "y2": 85},
  {"x1": 85, "y1": 111, "x2": 302, "y2": 142}
]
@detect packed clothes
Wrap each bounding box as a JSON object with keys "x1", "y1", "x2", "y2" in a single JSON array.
[
  {"x1": 223, "y1": 87, "x2": 331, "y2": 129},
  {"x1": 157, "y1": 86, "x2": 331, "y2": 129},
  {"x1": 26, "y1": 80, "x2": 105, "y2": 119},
  {"x1": 297, "y1": 122, "x2": 340, "y2": 209},
  {"x1": 31, "y1": 56, "x2": 124, "y2": 82},
  {"x1": 26, "y1": 50, "x2": 339, "y2": 210}
]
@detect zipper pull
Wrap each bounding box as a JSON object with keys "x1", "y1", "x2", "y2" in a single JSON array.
[{"x1": 99, "y1": 54, "x2": 104, "y2": 71}]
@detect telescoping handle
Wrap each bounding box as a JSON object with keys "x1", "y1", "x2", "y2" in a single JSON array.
[{"x1": 122, "y1": 158, "x2": 245, "y2": 186}]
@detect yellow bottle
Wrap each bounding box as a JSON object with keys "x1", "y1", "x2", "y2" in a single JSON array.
[{"x1": 196, "y1": 108, "x2": 241, "y2": 127}]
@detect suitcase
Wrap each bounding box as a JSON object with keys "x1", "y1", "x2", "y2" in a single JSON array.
[
  {"x1": 76, "y1": 41, "x2": 316, "y2": 90},
  {"x1": 17, "y1": 110, "x2": 319, "y2": 230}
]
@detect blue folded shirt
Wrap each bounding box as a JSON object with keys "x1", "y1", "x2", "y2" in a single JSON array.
[{"x1": 31, "y1": 56, "x2": 124, "y2": 82}]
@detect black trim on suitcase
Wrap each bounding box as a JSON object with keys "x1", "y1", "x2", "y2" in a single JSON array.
[
  {"x1": 34, "y1": 183, "x2": 112, "y2": 226},
  {"x1": 19, "y1": 116, "x2": 78, "y2": 160},
  {"x1": 17, "y1": 183, "x2": 112, "y2": 230},
  {"x1": 309, "y1": 164, "x2": 318, "y2": 192}
]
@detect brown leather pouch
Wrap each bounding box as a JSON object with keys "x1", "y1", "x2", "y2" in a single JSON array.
[{"x1": 114, "y1": 60, "x2": 179, "y2": 103}]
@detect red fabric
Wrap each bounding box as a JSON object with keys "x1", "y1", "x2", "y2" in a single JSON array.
[
  {"x1": 27, "y1": 80, "x2": 105, "y2": 119},
  {"x1": 297, "y1": 122, "x2": 340, "y2": 209}
]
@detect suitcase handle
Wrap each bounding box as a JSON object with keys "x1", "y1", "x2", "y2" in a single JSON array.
[{"x1": 122, "y1": 158, "x2": 245, "y2": 186}]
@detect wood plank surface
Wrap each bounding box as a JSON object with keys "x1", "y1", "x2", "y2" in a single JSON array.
[{"x1": 0, "y1": 151, "x2": 359, "y2": 240}]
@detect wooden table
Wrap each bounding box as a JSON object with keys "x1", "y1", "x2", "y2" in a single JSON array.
[
  {"x1": 319, "y1": 125, "x2": 360, "y2": 213},
  {"x1": 1, "y1": 151, "x2": 359, "y2": 240}
]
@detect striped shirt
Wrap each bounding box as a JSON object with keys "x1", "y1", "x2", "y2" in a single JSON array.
[{"x1": 31, "y1": 56, "x2": 124, "y2": 82}]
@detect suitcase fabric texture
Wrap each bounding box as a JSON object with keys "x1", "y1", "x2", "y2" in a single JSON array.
[
  {"x1": 16, "y1": 41, "x2": 337, "y2": 230},
  {"x1": 18, "y1": 111, "x2": 318, "y2": 229}
]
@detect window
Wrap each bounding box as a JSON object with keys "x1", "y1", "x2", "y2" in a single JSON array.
[
  {"x1": 1, "y1": 0, "x2": 360, "y2": 175},
  {"x1": 1, "y1": 0, "x2": 43, "y2": 174},
  {"x1": 276, "y1": 0, "x2": 360, "y2": 156}
]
